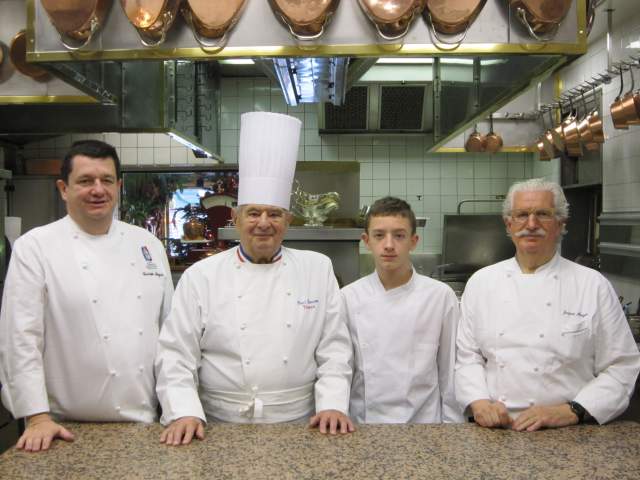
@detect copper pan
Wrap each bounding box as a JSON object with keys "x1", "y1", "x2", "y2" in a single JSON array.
[
  {"x1": 621, "y1": 63, "x2": 640, "y2": 125},
  {"x1": 182, "y1": 0, "x2": 247, "y2": 49},
  {"x1": 610, "y1": 68, "x2": 629, "y2": 130},
  {"x1": 562, "y1": 100, "x2": 582, "y2": 157},
  {"x1": 465, "y1": 125, "x2": 486, "y2": 152},
  {"x1": 424, "y1": 0, "x2": 486, "y2": 46},
  {"x1": 358, "y1": 0, "x2": 426, "y2": 41},
  {"x1": 509, "y1": 0, "x2": 572, "y2": 41},
  {"x1": 120, "y1": 0, "x2": 181, "y2": 47},
  {"x1": 269, "y1": 0, "x2": 340, "y2": 41},
  {"x1": 9, "y1": 30, "x2": 49, "y2": 80},
  {"x1": 536, "y1": 138, "x2": 551, "y2": 161},
  {"x1": 484, "y1": 114, "x2": 503, "y2": 153},
  {"x1": 41, "y1": 0, "x2": 112, "y2": 50},
  {"x1": 575, "y1": 89, "x2": 598, "y2": 149}
]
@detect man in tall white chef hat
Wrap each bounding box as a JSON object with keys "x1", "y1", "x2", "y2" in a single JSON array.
[
  {"x1": 0, "y1": 140, "x2": 174, "y2": 452},
  {"x1": 455, "y1": 178, "x2": 640, "y2": 431},
  {"x1": 155, "y1": 112, "x2": 354, "y2": 445}
]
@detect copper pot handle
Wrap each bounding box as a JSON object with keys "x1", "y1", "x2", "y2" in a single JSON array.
[
  {"x1": 274, "y1": 12, "x2": 327, "y2": 41},
  {"x1": 516, "y1": 7, "x2": 559, "y2": 42},
  {"x1": 372, "y1": 22, "x2": 410, "y2": 42},
  {"x1": 57, "y1": 16, "x2": 99, "y2": 51},
  {"x1": 426, "y1": 12, "x2": 470, "y2": 49},
  {"x1": 136, "y1": 10, "x2": 174, "y2": 47},
  {"x1": 182, "y1": 9, "x2": 228, "y2": 50}
]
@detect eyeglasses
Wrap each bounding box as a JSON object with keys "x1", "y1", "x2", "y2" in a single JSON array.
[{"x1": 509, "y1": 208, "x2": 557, "y2": 224}]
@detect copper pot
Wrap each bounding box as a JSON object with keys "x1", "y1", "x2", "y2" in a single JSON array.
[
  {"x1": 182, "y1": 0, "x2": 247, "y2": 48},
  {"x1": 120, "y1": 0, "x2": 181, "y2": 47},
  {"x1": 588, "y1": 110, "x2": 604, "y2": 143},
  {"x1": 610, "y1": 68, "x2": 630, "y2": 130},
  {"x1": 9, "y1": 30, "x2": 49, "y2": 80},
  {"x1": 465, "y1": 125, "x2": 486, "y2": 152},
  {"x1": 621, "y1": 65, "x2": 640, "y2": 125},
  {"x1": 358, "y1": 0, "x2": 426, "y2": 41},
  {"x1": 41, "y1": 0, "x2": 111, "y2": 50},
  {"x1": 269, "y1": 0, "x2": 340, "y2": 40},
  {"x1": 536, "y1": 137, "x2": 551, "y2": 161},
  {"x1": 562, "y1": 103, "x2": 582, "y2": 157},
  {"x1": 509, "y1": 0, "x2": 572, "y2": 41},
  {"x1": 425, "y1": 0, "x2": 486, "y2": 44},
  {"x1": 484, "y1": 115, "x2": 502, "y2": 153}
]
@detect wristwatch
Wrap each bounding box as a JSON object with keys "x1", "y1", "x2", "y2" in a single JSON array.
[{"x1": 567, "y1": 401, "x2": 587, "y2": 423}]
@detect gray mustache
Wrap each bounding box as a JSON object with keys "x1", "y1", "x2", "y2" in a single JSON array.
[{"x1": 514, "y1": 228, "x2": 546, "y2": 238}]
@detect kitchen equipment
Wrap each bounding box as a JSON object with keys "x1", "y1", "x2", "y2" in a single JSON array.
[
  {"x1": 120, "y1": 0, "x2": 181, "y2": 47},
  {"x1": 484, "y1": 114, "x2": 503, "y2": 153},
  {"x1": 509, "y1": 0, "x2": 572, "y2": 41},
  {"x1": 269, "y1": 0, "x2": 340, "y2": 40},
  {"x1": 290, "y1": 180, "x2": 340, "y2": 227},
  {"x1": 424, "y1": 0, "x2": 486, "y2": 45},
  {"x1": 40, "y1": 0, "x2": 112, "y2": 50},
  {"x1": 620, "y1": 61, "x2": 640, "y2": 126},
  {"x1": 536, "y1": 109, "x2": 557, "y2": 159},
  {"x1": 9, "y1": 30, "x2": 49, "y2": 80},
  {"x1": 358, "y1": 0, "x2": 426, "y2": 41},
  {"x1": 181, "y1": 0, "x2": 247, "y2": 49},
  {"x1": 562, "y1": 98, "x2": 582, "y2": 157},
  {"x1": 576, "y1": 89, "x2": 599, "y2": 151},
  {"x1": 465, "y1": 124, "x2": 486, "y2": 152},
  {"x1": 610, "y1": 67, "x2": 630, "y2": 129}
]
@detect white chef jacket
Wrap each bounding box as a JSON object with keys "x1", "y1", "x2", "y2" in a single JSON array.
[
  {"x1": 341, "y1": 270, "x2": 464, "y2": 424},
  {"x1": 0, "y1": 215, "x2": 173, "y2": 422},
  {"x1": 456, "y1": 253, "x2": 640, "y2": 424},
  {"x1": 155, "y1": 246, "x2": 352, "y2": 425}
]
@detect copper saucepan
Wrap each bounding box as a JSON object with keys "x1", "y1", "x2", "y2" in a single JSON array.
[
  {"x1": 41, "y1": 0, "x2": 112, "y2": 50},
  {"x1": 484, "y1": 114, "x2": 503, "y2": 153},
  {"x1": 575, "y1": 89, "x2": 599, "y2": 151},
  {"x1": 269, "y1": 0, "x2": 340, "y2": 40},
  {"x1": 120, "y1": 0, "x2": 181, "y2": 47},
  {"x1": 509, "y1": 0, "x2": 572, "y2": 41},
  {"x1": 358, "y1": 0, "x2": 426, "y2": 41},
  {"x1": 9, "y1": 30, "x2": 49, "y2": 80},
  {"x1": 182, "y1": 0, "x2": 247, "y2": 48},
  {"x1": 610, "y1": 67, "x2": 630, "y2": 130},
  {"x1": 562, "y1": 99, "x2": 582, "y2": 157},
  {"x1": 465, "y1": 124, "x2": 486, "y2": 152},
  {"x1": 621, "y1": 62, "x2": 640, "y2": 126},
  {"x1": 424, "y1": 0, "x2": 486, "y2": 46}
]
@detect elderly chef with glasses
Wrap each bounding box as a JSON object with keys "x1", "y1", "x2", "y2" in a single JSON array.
[
  {"x1": 0, "y1": 140, "x2": 174, "y2": 452},
  {"x1": 155, "y1": 112, "x2": 354, "y2": 445},
  {"x1": 455, "y1": 178, "x2": 640, "y2": 431}
]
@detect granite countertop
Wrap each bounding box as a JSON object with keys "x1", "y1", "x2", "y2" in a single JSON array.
[{"x1": 1, "y1": 422, "x2": 640, "y2": 480}]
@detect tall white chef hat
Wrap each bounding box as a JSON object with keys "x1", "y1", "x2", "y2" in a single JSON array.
[{"x1": 237, "y1": 112, "x2": 302, "y2": 210}]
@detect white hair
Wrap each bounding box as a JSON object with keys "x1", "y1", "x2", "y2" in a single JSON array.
[{"x1": 502, "y1": 178, "x2": 570, "y2": 221}]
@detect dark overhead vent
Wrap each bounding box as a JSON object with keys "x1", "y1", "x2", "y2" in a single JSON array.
[
  {"x1": 323, "y1": 86, "x2": 368, "y2": 130},
  {"x1": 380, "y1": 86, "x2": 424, "y2": 131}
]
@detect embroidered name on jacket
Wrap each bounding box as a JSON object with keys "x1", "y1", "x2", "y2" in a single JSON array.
[
  {"x1": 297, "y1": 299, "x2": 319, "y2": 310},
  {"x1": 562, "y1": 310, "x2": 589, "y2": 317}
]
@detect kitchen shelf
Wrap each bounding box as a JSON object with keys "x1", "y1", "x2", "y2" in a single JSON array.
[
  {"x1": 218, "y1": 227, "x2": 362, "y2": 242},
  {"x1": 599, "y1": 242, "x2": 640, "y2": 258}
]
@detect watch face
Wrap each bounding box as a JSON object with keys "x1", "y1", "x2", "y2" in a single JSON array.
[{"x1": 568, "y1": 401, "x2": 585, "y2": 423}]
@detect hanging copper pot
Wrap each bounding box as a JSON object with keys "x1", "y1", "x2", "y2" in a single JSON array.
[
  {"x1": 424, "y1": 0, "x2": 486, "y2": 45},
  {"x1": 9, "y1": 30, "x2": 49, "y2": 80},
  {"x1": 120, "y1": 0, "x2": 181, "y2": 47},
  {"x1": 269, "y1": 0, "x2": 340, "y2": 40},
  {"x1": 465, "y1": 125, "x2": 486, "y2": 152},
  {"x1": 509, "y1": 0, "x2": 572, "y2": 41},
  {"x1": 484, "y1": 114, "x2": 503, "y2": 153},
  {"x1": 358, "y1": 0, "x2": 426, "y2": 41},
  {"x1": 610, "y1": 67, "x2": 629, "y2": 130},
  {"x1": 562, "y1": 101, "x2": 582, "y2": 157},
  {"x1": 620, "y1": 63, "x2": 640, "y2": 125},
  {"x1": 182, "y1": 0, "x2": 247, "y2": 48},
  {"x1": 40, "y1": 0, "x2": 112, "y2": 50},
  {"x1": 536, "y1": 138, "x2": 551, "y2": 161},
  {"x1": 588, "y1": 110, "x2": 604, "y2": 144}
]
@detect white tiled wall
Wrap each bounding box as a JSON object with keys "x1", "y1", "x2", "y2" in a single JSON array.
[{"x1": 21, "y1": 76, "x2": 556, "y2": 254}]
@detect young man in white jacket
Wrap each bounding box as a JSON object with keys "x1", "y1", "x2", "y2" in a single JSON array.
[
  {"x1": 456, "y1": 178, "x2": 640, "y2": 430},
  {"x1": 341, "y1": 197, "x2": 463, "y2": 423},
  {"x1": 0, "y1": 140, "x2": 173, "y2": 452}
]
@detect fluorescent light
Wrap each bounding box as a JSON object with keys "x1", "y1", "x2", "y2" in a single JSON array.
[
  {"x1": 377, "y1": 58, "x2": 433, "y2": 64},
  {"x1": 218, "y1": 59, "x2": 255, "y2": 65},
  {"x1": 626, "y1": 40, "x2": 640, "y2": 49},
  {"x1": 167, "y1": 132, "x2": 215, "y2": 158}
]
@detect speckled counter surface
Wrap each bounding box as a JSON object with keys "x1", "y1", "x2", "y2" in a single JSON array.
[{"x1": 1, "y1": 422, "x2": 639, "y2": 480}]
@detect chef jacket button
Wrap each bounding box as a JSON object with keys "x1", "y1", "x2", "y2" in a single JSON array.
[
  {"x1": 73, "y1": 234, "x2": 79, "y2": 239},
  {"x1": 138, "y1": 329, "x2": 143, "y2": 335},
  {"x1": 528, "y1": 399, "x2": 535, "y2": 406},
  {"x1": 286, "y1": 322, "x2": 292, "y2": 328},
  {"x1": 245, "y1": 359, "x2": 251, "y2": 365},
  {"x1": 283, "y1": 357, "x2": 288, "y2": 364},
  {"x1": 546, "y1": 302, "x2": 551, "y2": 307},
  {"x1": 499, "y1": 332, "x2": 504, "y2": 337},
  {"x1": 534, "y1": 367, "x2": 539, "y2": 372},
  {"x1": 103, "y1": 334, "x2": 110, "y2": 340},
  {"x1": 141, "y1": 401, "x2": 146, "y2": 406},
  {"x1": 130, "y1": 262, "x2": 135, "y2": 267},
  {"x1": 139, "y1": 365, "x2": 144, "y2": 372},
  {"x1": 237, "y1": 294, "x2": 242, "y2": 299},
  {"x1": 236, "y1": 265, "x2": 241, "y2": 269},
  {"x1": 82, "y1": 264, "x2": 88, "y2": 270},
  {"x1": 240, "y1": 323, "x2": 246, "y2": 330},
  {"x1": 506, "y1": 273, "x2": 511, "y2": 278},
  {"x1": 137, "y1": 293, "x2": 142, "y2": 299},
  {"x1": 110, "y1": 370, "x2": 117, "y2": 377},
  {"x1": 252, "y1": 386, "x2": 258, "y2": 392},
  {"x1": 286, "y1": 292, "x2": 291, "y2": 296},
  {"x1": 539, "y1": 333, "x2": 544, "y2": 338},
  {"x1": 499, "y1": 363, "x2": 505, "y2": 369},
  {"x1": 115, "y1": 406, "x2": 121, "y2": 412},
  {"x1": 283, "y1": 262, "x2": 287, "y2": 266},
  {"x1": 553, "y1": 275, "x2": 558, "y2": 280},
  {"x1": 92, "y1": 299, "x2": 98, "y2": 304},
  {"x1": 499, "y1": 396, "x2": 506, "y2": 402}
]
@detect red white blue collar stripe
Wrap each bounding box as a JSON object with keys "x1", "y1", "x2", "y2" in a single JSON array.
[{"x1": 237, "y1": 245, "x2": 283, "y2": 264}]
